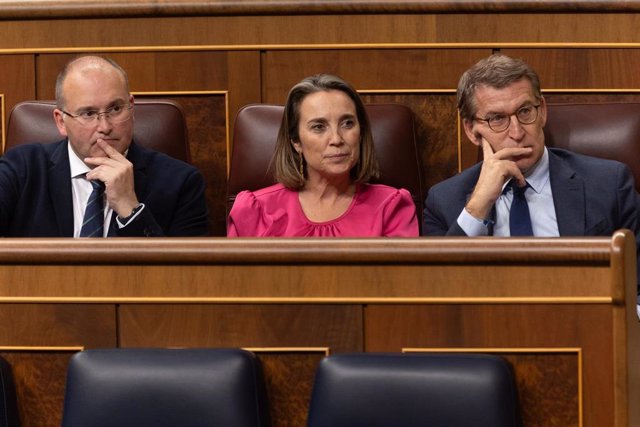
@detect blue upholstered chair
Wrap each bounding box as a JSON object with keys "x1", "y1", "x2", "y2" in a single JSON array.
[
  {"x1": 62, "y1": 348, "x2": 269, "y2": 427},
  {"x1": 307, "y1": 352, "x2": 520, "y2": 427},
  {"x1": 0, "y1": 355, "x2": 19, "y2": 427}
]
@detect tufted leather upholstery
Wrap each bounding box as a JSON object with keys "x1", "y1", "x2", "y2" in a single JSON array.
[
  {"x1": 543, "y1": 102, "x2": 640, "y2": 192},
  {"x1": 228, "y1": 103, "x2": 423, "y2": 221},
  {"x1": 5, "y1": 99, "x2": 190, "y2": 162},
  {"x1": 307, "y1": 352, "x2": 520, "y2": 427},
  {"x1": 0, "y1": 356, "x2": 19, "y2": 427},
  {"x1": 62, "y1": 348, "x2": 269, "y2": 427}
]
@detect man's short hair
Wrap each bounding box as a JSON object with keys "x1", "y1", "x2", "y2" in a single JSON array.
[{"x1": 457, "y1": 54, "x2": 542, "y2": 121}]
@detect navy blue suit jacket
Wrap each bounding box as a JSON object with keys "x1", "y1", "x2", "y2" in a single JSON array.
[
  {"x1": 423, "y1": 148, "x2": 640, "y2": 295},
  {"x1": 0, "y1": 139, "x2": 209, "y2": 237}
]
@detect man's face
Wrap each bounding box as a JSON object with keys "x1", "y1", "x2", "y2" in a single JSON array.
[
  {"x1": 54, "y1": 65, "x2": 134, "y2": 163},
  {"x1": 463, "y1": 78, "x2": 547, "y2": 175}
]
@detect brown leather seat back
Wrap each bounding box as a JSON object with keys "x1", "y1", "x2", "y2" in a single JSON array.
[
  {"x1": 5, "y1": 99, "x2": 190, "y2": 162},
  {"x1": 228, "y1": 103, "x2": 423, "y2": 220},
  {"x1": 544, "y1": 102, "x2": 640, "y2": 191}
]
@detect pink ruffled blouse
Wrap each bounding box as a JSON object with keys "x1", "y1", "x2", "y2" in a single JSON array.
[{"x1": 227, "y1": 183, "x2": 418, "y2": 237}]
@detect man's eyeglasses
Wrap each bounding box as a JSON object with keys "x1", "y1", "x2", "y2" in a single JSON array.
[
  {"x1": 474, "y1": 104, "x2": 540, "y2": 133},
  {"x1": 61, "y1": 104, "x2": 133, "y2": 126}
]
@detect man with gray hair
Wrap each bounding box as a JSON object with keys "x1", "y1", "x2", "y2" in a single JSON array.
[{"x1": 422, "y1": 54, "x2": 640, "y2": 300}]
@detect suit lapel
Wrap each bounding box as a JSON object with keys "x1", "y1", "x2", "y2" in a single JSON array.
[
  {"x1": 48, "y1": 140, "x2": 74, "y2": 236},
  {"x1": 549, "y1": 150, "x2": 585, "y2": 236}
]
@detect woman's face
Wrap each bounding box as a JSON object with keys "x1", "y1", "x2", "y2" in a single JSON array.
[{"x1": 293, "y1": 90, "x2": 361, "y2": 183}]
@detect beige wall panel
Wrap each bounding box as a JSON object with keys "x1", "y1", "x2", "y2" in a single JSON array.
[
  {"x1": 262, "y1": 49, "x2": 490, "y2": 103},
  {"x1": 0, "y1": 55, "x2": 35, "y2": 116},
  {"x1": 0, "y1": 304, "x2": 115, "y2": 347},
  {"x1": 118, "y1": 304, "x2": 363, "y2": 352}
]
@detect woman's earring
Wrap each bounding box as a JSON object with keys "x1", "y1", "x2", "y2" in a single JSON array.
[{"x1": 299, "y1": 153, "x2": 304, "y2": 177}]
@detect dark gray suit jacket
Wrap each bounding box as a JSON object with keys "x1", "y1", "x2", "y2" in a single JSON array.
[{"x1": 0, "y1": 139, "x2": 209, "y2": 237}]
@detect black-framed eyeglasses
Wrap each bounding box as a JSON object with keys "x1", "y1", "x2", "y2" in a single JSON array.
[
  {"x1": 61, "y1": 104, "x2": 133, "y2": 126},
  {"x1": 474, "y1": 104, "x2": 540, "y2": 133}
]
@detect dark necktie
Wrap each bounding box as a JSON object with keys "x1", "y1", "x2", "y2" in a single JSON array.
[
  {"x1": 509, "y1": 181, "x2": 533, "y2": 236},
  {"x1": 80, "y1": 180, "x2": 105, "y2": 238}
]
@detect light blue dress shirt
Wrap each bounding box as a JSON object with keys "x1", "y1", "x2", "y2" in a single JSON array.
[{"x1": 457, "y1": 147, "x2": 560, "y2": 237}]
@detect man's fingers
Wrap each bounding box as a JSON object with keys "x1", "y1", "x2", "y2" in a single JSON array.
[
  {"x1": 95, "y1": 139, "x2": 125, "y2": 160},
  {"x1": 491, "y1": 146, "x2": 533, "y2": 160},
  {"x1": 481, "y1": 138, "x2": 494, "y2": 161}
]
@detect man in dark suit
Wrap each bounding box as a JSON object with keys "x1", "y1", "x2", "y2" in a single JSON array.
[
  {"x1": 0, "y1": 55, "x2": 209, "y2": 237},
  {"x1": 422, "y1": 54, "x2": 640, "y2": 300}
]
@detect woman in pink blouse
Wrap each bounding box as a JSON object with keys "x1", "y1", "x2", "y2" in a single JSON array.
[{"x1": 227, "y1": 74, "x2": 418, "y2": 237}]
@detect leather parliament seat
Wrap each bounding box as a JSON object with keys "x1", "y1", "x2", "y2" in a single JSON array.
[
  {"x1": 543, "y1": 102, "x2": 640, "y2": 192},
  {"x1": 307, "y1": 352, "x2": 520, "y2": 427},
  {"x1": 228, "y1": 103, "x2": 424, "y2": 221},
  {"x1": 5, "y1": 99, "x2": 190, "y2": 163},
  {"x1": 61, "y1": 348, "x2": 269, "y2": 427}
]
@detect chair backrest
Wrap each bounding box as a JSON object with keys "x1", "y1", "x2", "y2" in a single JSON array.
[
  {"x1": 0, "y1": 356, "x2": 19, "y2": 427},
  {"x1": 228, "y1": 103, "x2": 423, "y2": 219},
  {"x1": 5, "y1": 99, "x2": 190, "y2": 162},
  {"x1": 543, "y1": 102, "x2": 640, "y2": 192},
  {"x1": 62, "y1": 348, "x2": 269, "y2": 427},
  {"x1": 307, "y1": 353, "x2": 520, "y2": 427}
]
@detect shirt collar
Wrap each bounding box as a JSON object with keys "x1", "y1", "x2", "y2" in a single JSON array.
[
  {"x1": 500, "y1": 146, "x2": 550, "y2": 194},
  {"x1": 67, "y1": 140, "x2": 91, "y2": 179},
  {"x1": 523, "y1": 146, "x2": 550, "y2": 194}
]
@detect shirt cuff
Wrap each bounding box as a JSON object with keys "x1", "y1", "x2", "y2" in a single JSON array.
[
  {"x1": 116, "y1": 203, "x2": 145, "y2": 228},
  {"x1": 457, "y1": 208, "x2": 490, "y2": 237}
]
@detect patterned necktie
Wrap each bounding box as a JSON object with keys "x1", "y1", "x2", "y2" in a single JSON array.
[
  {"x1": 509, "y1": 181, "x2": 533, "y2": 236},
  {"x1": 80, "y1": 179, "x2": 105, "y2": 238}
]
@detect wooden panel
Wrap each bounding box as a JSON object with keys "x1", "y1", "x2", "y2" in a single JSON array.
[
  {"x1": 1, "y1": 351, "x2": 75, "y2": 427},
  {"x1": 366, "y1": 304, "x2": 613, "y2": 427},
  {"x1": 436, "y1": 13, "x2": 640, "y2": 43},
  {"x1": 0, "y1": 304, "x2": 115, "y2": 347},
  {"x1": 118, "y1": 304, "x2": 362, "y2": 352},
  {"x1": 502, "y1": 49, "x2": 640, "y2": 88},
  {"x1": 262, "y1": 49, "x2": 489, "y2": 103},
  {"x1": 0, "y1": 235, "x2": 632, "y2": 426},
  {"x1": 0, "y1": 55, "x2": 35, "y2": 120},
  {"x1": 361, "y1": 93, "x2": 459, "y2": 195},
  {"x1": 255, "y1": 351, "x2": 325, "y2": 427},
  {"x1": 0, "y1": 305, "x2": 113, "y2": 426},
  {"x1": 4, "y1": 14, "x2": 640, "y2": 49}
]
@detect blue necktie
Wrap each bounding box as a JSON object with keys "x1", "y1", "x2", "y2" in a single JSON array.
[
  {"x1": 509, "y1": 181, "x2": 533, "y2": 236},
  {"x1": 80, "y1": 180, "x2": 105, "y2": 238}
]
